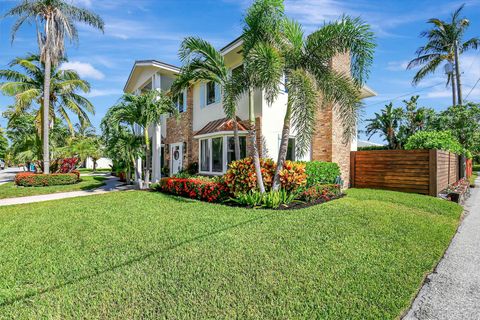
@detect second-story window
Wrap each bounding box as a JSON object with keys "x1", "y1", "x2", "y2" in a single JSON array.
[
  {"x1": 176, "y1": 90, "x2": 185, "y2": 113},
  {"x1": 206, "y1": 81, "x2": 216, "y2": 105}
]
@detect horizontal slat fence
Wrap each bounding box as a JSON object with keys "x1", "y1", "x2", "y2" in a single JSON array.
[{"x1": 350, "y1": 149, "x2": 460, "y2": 196}]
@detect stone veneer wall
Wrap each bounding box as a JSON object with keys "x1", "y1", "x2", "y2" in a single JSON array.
[
  {"x1": 164, "y1": 87, "x2": 195, "y2": 172},
  {"x1": 311, "y1": 52, "x2": 352, "y2": 187}
]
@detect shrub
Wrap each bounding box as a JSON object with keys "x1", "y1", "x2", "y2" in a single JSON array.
[
  {"x1": 301, "y1": 161, "x2": 340, "y2": 187},
  {"x1": 156, "y1": 177, "x2": 230, "y2": 203},
  {"x1": 299, "y1": 184, "x2": 341, "y2": 202},
  {"x1": 231, "y1": 189, "x2": 297, "y2": 209},
  {"x1": 405, "y1": 131, "x2": 464, "y2": 154},
  {"x1": 358, "y1": 145, "x2": 389, "y2": 151},
  {"x1": 58, "y1": 157, "x2": 79, "y2": 173},
  {"x1": 224, "y1": 158, "x2": 306, "y2": 194},
  {"x1": 15, "y1": 172, "x2": 80, "y2": 187}
]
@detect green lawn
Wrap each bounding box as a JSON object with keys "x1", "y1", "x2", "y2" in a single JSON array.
[
  {"x1": 0, "y1": 189, "x2": 462, "y2": 319},
  {"x1": 77, "y1": 168, "x2": 111, "y2": 173},
  {"x1": 0, "y1": 176, "x2": 106, "y2": 199}
]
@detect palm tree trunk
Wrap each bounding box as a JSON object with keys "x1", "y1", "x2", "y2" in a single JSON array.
[
  {"x1": 42, "y1": 53, "x2": 51, "y2": 174},
  {"x1": 144, "y1": 129, "x2": 150, "y2": 188},
  {"x1": 248, "y1": 88, "x2": 265, "y2": 193},
  {"x1": 233, "y1": 116, "x2": 241, "y2": 160},
  {"x1": 272, "y1": 105, "x2": 292, "y2": 191},
  {"x1": 126, "y1": 166, "x2": 131, "y2": 185},
  {"x1": 451, "y1": 70, "x2": 457, "y2": 106},
  {"x1": 454, "y1": 40, "x2": 462, "y2": 105}
]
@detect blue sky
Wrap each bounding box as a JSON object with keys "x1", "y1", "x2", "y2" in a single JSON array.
[{"x1": 1, "y1": 0, "x2": 479, "y2": 144}]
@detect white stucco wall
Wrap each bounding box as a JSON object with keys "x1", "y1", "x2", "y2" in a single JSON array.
[{"x1": 85, "y1": 157, "x2": 112, "y2": 169}]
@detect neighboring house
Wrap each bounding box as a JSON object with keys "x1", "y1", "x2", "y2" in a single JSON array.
[
  {"x1": 357, "y1": 140, "x2": 384, "y2": 148},
  {"x1": 85, "y1": 157, "x2": 112, "y2": 170},
  {"x1": 123, "y1": 37, "x2": 376, "y2": 186}
]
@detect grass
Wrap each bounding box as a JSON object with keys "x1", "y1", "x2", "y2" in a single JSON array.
[
  {"x1": 469, "y1": 172, "x2": 478, "y2": 187},
  {"x1": 77, "y1": 168, "x2": 111, "y2": 173},
  {"x1": 0, "y1": 189, "x2": 462, "y2": 319},
  {"x1": 0, "y1": 176, "x2": 107, "y2": 199}
]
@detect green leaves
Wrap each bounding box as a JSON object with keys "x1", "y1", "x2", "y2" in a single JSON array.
[{"x1": 405, "y1": 131, "x2": 464, "y2": 154}]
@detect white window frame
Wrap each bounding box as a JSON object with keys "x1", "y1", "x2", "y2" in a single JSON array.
[
  {"x1": 175, "y1": 89, "x2": 186, "y2": 113},
  {"x1": 198, "y1": 133, "x2": 248, "y2": 175},
  {"x1": 206, "y1": 81, "x2": 216, "y2": 106}
]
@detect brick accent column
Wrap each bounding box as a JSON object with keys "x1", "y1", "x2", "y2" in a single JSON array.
[{"x1": 311, "y1": 52, "x2": 352, "y2": 187}]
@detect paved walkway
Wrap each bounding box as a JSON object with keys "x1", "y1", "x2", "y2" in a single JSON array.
[
  {"x1": 0, "y1": 177, "x2": 135, "y2": 207},
  {"x1": 404, "y1": 176, "x2": 480, "y2": 320}
]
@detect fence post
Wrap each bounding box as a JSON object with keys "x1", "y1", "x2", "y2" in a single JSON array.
[
  {"x1": 429, "y1": 149, "x2": 438, "y2": 197},
  {"x1": 350, "y1": 151, "x2": 356, "y2": 188}
]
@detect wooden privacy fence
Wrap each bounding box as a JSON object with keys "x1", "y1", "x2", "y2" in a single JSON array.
[{"x1": 350, "y1": 149, "x2": 459, "y2": 196}]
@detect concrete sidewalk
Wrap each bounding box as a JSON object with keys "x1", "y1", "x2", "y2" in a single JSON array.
[
  {"x1": 404, "y1": 177, "x2": 480, "y2": 320},
  {"x1": 0, "y1": 177, "x2": 134, "y2": 207}
]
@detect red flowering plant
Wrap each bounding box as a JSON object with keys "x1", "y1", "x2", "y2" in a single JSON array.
[
  {"x1": 58, "y1": 157, "x2": 79, "y2": 173},
  {"x1": 156, "y1": 177, "x2": 231, "y2": 203}
]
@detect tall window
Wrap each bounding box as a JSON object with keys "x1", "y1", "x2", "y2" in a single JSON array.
[
  {"x1": 200, "y1": 139, "x2": 210, "y2": 172},
  {"x1": 227, "y1": 136, "x2": 246, "y2": 164},
  {"x1": 206, "y1": 81, "x2": 216, "y2": 105},
  {"x1": 176, "y1": 91, "x2": 185, "y2": 113},
  {"x1": 286, "y1": 138, "x2": 296, "y2": 161},
  {"x1": 212, "y1": 137, "x2": 223, "y2": 172}
]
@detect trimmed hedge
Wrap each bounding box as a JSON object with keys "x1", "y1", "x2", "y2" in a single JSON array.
[
  {"x1": 15, "y1": 171, "x2": 80, "y2": 187},
  {"x1": 405, "y1": 131, "x2": 464, "y2": 154},
  {"x1": 156, "y1": 177, "x2": 230, "y2": 203},
  {"x1": 302, "y1": 161, "x2": 341, "y2": 187}
]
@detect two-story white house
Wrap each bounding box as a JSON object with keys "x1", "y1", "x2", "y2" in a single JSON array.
[{"x1": 123, "y1": 37, "x2": 376, "y2": 186}]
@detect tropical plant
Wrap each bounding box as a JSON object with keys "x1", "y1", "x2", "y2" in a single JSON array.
[
  {"x1": 407, "y1": 4, "x2": 479, "y2": 105},
  {"x1": 230, "y1": 189, "x2": 297, "y2": 209},
  {"x1": 397, "y1": 95, "x2": 436, "y2": 146},
  {"x1": 0, "y1": 128, "x2": 8, "y2": 159},
  {"x1": 232, "y1": 0, "x2": 286, "y2": 193},
  {"x1": 103, "y1": 90, "x2": 177, "y2": 186},
  {"x1": 302, "y1": 161, "x2": 341, "y2": 187},
  {"x1": 270, "y1": 15, "x2": 375, "y2": 190},
  {"x1": 3, "y1": 108, "x2": 69, "y2": 170},
  {"x1": 0, "y1": 54, "x2": 95, "y2": 136},
  {"x1": 366, "y1": 103, "x2": 404, "y2": 149},
  {"x1": 405, "y1": 130, "x2": 464, "y2": 154},
  {"x1": 430, "y1": 102, "x2": 480, "y2": 154},
  {"x1": 5, "y1": 0, "x2": 104, "y2": 173},
  {"x1": 69, "y1": 136, "x2": 103, "y2": 170},
  {"x1": 172, "y1": 37, "x2": 242, "y2": 160}
]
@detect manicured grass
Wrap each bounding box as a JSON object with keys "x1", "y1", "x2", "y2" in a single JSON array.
[
  {"x1": 77, "y1": 168, "x2": 111, "y2": 173},
  {"x1": 0, "y1": 189, "x2": 462, "y2": 319},
  {"x1": 469, "y1": 172, "x2": 478, "y2": 186},
  {"x1": 0, "y1": 176, "x2": 106, "y2": 199}
]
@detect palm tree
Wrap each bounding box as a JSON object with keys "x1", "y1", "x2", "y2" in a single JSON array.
[
  {"x1": 172, "y1": 36, "x2": 242, "y2": 160},
  {"x1": 5, "y1": 0, "x2": 104, "y2": 173},
  {"x1": 234, "y1": 0, "x2": 286, "y2": 193},
  {"x1": 407, "y1": 4, "x2": 479, "y2": 105},
  {"x1": 105, "y1": 90, "x2": 177, "y2": 187},
  {"x1": 365, "y1": 103, "x2": 404, "y2": 149},
  {"x1": 0, "y1": 54, "x2": 94, "y2": 137}
]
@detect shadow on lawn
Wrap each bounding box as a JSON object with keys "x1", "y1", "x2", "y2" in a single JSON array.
[
  {"x1": 0, "y1": 210, "x2": 275, "y2": 307},
  {"x1": 79, "y1": 176, "x2": 107, "y2": 191}
]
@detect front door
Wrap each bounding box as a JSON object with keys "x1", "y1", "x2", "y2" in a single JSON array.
[{"x1": 170, "y1": 143, "x2": 183, "y2": 175}]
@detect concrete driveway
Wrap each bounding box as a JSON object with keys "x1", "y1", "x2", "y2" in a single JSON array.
[{"x1": 0, "y1": 167, "x2": 24, "y2": 185}]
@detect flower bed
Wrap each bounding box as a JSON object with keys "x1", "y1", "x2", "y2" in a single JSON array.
[
  {"x1": 15, "y1": 171, "x2": 80, "y2": 187},
  {"x1": 439, "y1": 178, "x2": 471, "y2": 203},
  {"x1": 155, "y1": 177, "x2": 230, "y2": 203}
]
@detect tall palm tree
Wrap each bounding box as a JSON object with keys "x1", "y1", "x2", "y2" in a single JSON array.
[
  {"x1": 106, "y1": 90, "x2": 177, "y2": 187},
  {"x1": 235, "y1": 0, "x2": 285, "y2": 193},
  {"x1": 407, "y1": 4, "x2": 479, "y2": 105},
  {"x1": 5, "y1": 0, "x2": 104, "y2": 173},
  {"x1": 172, "y1": 37, "x2": 242, "y2": 160},
  {"x1": 269, "y1": 16, "x2": 375, "y2": 190},
  {"x1": 365, "y1": 103, "x2": 404, "y2": 149},
  {"x1": 0, "y1": 54, "x2": 94, "y2": 136}
]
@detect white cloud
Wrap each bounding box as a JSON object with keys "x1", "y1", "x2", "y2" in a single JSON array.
[
  {"x1": 61, "y1": 61, "x2": 105, "y2": 80},
  {"x1": 85, "y1": 89, "x2": 122, "y2": 98},
  {"x1": 386, "y1": 60, "x2": 409, "y2": 71}
]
